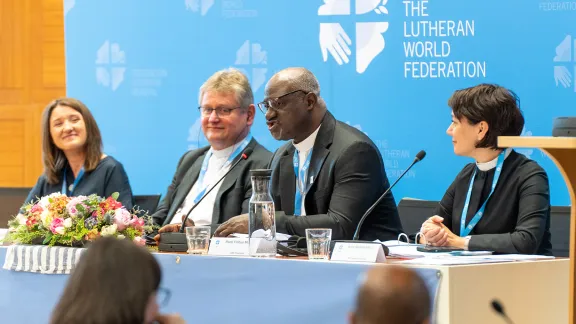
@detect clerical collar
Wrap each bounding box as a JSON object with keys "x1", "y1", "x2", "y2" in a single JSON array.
[
  {"x1": 476, "y1": 149, "x2": 512, "y2": 171},
  {"x1": 211, "y1": 136, "x2": 249, "y2": 158},
  {"x1": 293, "y1": 124, "x2": 321, "y2": 153}
]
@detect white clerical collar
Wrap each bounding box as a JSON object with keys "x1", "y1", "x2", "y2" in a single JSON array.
[
  {"x1": 293, "y1": 124, "x2": 321, "y2": 153},
  {"x1": 211, "y1": 136, "x2": 249, "y2": 158},
  {"x1": 476, "y1": 149, "x2": 512, "y2": 171}
]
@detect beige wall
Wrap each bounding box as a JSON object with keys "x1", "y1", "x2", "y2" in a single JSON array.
[{"x1": 0, "y1": 0, "x2": 66, "y2": 186}]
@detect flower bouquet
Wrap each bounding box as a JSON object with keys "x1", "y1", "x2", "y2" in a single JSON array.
[{"x1": 4, "y1": 192, "x2": 155, "y2": 247}]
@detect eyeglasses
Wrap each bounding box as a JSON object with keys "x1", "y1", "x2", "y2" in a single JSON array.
[
  {"x1": 257, "y1": 90, "x2": 309, "y2": 114},
  {"x1": 198, "y1": 106, "x2": 240, "y2": 117},
  {"x1": 157, "y1": 287, "x2": 171, "y2": 307}
]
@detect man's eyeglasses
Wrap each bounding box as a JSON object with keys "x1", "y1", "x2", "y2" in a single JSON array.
[
  {"x1": 198, "y1": 106, "x2": 240, "y2": 117},
  {"x1": 157, "y1": 287, "x2": 171, "y2": 307},
  {"x1": 257, "y1": 90, "x2": 309, "y2": 114}
]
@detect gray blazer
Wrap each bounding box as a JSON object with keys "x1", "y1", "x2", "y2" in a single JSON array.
[{"x1": 152, "y1": 138, "x2": 272, "y2": 226}]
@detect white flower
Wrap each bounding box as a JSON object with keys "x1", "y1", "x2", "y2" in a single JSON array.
[
  {"x1": 117, "y1": 235, "x2": 125, "y2": 239},
  {"x1": 55, "y1": 226, "x2": 65, "y2": 235},
  {"x1": 101, "y1": 224, "x2": 118, "y2": 237},
  {"x1": 16, "y1": 214, "x2": 27, "y2": 226},
  {"x1": 63, "y1": 218, "x2": 73, "y2": 228},
  {"x1": 40, "y1": 210, "x2": 51, "y2": 227}
]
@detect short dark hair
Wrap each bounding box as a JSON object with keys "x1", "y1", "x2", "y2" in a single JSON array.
[
  {"x1": 448, "y1": 83, "x2": 525, "y2": 149},
  {"x1": 50, "y1": 237, "x2": 161, "y2": 324}
]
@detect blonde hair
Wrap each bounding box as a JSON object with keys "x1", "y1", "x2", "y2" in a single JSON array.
[{"x1": 198, "y1": 68, "x2": 254, "y2": 108}]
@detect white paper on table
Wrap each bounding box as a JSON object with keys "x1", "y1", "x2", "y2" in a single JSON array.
[
  {"x1": 374, "y1": 240, "x2": 452, "y2": 259},
  {"x1": 229, "y1": 232, "x2": 292, "y2": 241},
  {"x1": 398, "y1": 257, "x2": 513, "y2": 265}
]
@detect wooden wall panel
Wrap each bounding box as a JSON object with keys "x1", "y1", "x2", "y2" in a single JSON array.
[{"x1": 0, "y1": 0, "x2": 66, "y2": 187}]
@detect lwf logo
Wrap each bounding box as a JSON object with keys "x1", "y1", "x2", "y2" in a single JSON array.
[
  {"x1": 553, "y1": 35, "x2": 576, "y2": 92},
  {"x1": 96, "y1": 41, "x2": 126, "y2": 91},
  {"x1": 319, "y1": 0, "x2": 389, "y2": 74}
]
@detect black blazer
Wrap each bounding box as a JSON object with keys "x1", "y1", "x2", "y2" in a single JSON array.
[
  {"x1": 269, "y1": 111, "x2": 403, "y2": 241},
  {"x1": 435, "y1": 150, "x2": 552, "y2": 255},
  {"x1": 152, "y1": 138, "x2": 272, "y2": 227}
]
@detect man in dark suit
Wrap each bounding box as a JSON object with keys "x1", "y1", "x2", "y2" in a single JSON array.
[
  {"x1": 215, "y1": 67, "x2": 402, "y2": 241},
  {"x1": 152, "y1": 69, "x2": 272, "y2": 237}
]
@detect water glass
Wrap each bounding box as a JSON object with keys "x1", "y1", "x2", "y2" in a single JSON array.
[
  {"x1": 185, "y1": 226, "x2": 211, "y2": 255},
  {"x1": 305, "y1": 228, "x2": 332, "y2": 260}
]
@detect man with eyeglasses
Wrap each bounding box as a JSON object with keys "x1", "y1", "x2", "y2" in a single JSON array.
[
  {"x1": 151, "y1": 68, "x2": 272, "y2": 237},
  {"x1": 215, "y1": 67, "x2": 403, "y2": 241}
]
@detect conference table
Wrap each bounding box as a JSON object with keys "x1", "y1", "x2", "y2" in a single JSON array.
[{"x1": 0, "y1": 245, "x2": 568, "y2": 324}]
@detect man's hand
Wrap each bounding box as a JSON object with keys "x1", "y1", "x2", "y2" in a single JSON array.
[
  {"x1": 153, "y1": 215, "x2": 195, "y2": 242},
  {"x1": 214, "y1": 214, "x2": 249, "y2": 237}
]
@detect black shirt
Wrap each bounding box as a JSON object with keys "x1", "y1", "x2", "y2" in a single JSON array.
[
  {"x1": 435, "y1": 150, "x2": 552, "y2": 255},
  {"x1": 24, "y1": 156, "x2": 134, "y2": 210}
]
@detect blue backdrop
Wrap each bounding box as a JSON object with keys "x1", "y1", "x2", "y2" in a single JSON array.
[{"x1": 64, "y1": 0, "x2": 576, "y2": 206}]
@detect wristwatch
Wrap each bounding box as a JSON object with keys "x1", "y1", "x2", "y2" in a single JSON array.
[{"x1": 464, "y1": 236, "x2": 471, "y2": 250}]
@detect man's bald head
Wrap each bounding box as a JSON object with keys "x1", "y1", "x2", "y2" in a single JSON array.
[
  {"x1": 262, "y1": 67, "x2": 326, "y2": 143},
  {"x1": 351, "y1": 265, "x2": 431, "y2": 324},
  {"x1": 265, "y1": 67, "x2": 321, "y2": 98}
]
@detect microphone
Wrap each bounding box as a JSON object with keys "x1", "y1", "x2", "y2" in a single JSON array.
[
  {"x1": 178, "y1": 147, "x2": 253, "y2": 233},
  {"x1": 491, "y1": 299, "x2": 515, "y2": 324},
  {"x1": 327, "y1": 150, "x2": 426, "y2": 257},
  {"x1": 157, "y1": 147, "x2": 253, "y2": 252},
  {"x1": 352, "y1": 150, "x2": 426, "y2": 240}
]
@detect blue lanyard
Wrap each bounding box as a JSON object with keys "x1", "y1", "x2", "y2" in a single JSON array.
[
  {"x1": 293, "y1": 148, "x2": 313, "y2": 216},
  {"x1": 192, "y1": 133, "x2": 252, "y2": 204},
  {"x1": 62, "y1": 166, "x2": 85, "y2": 196},
  {"x1": 460, "y1": 150, "x2": 507, "y2": 237}
]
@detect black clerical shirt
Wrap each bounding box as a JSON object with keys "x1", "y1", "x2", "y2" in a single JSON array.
[
  {"x1": 24, "y1": 156, "x2": 134, "y2": 210},
  {"x1": 434, "y1": 150, "x2": 552, "y2": 255}
]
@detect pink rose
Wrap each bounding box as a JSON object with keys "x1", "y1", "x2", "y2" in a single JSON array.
[
  {"x1": 130, "y1": 216, "x2": 145, "y2": 231},
  {"x1": 113, "y1": 208, "x2": 132, "y2": 231},
  {"x1": 49, "y1": 218, "x2": 65, "y2": 235}
]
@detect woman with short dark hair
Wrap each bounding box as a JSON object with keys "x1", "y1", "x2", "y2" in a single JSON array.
[
  {"x1": 50, "y1": 237, "x2": 185, "y2": 324},
  {"x1": 421, "y1": 84, "x2": 552, "y2": 255},
  {"x1": 24, "y1": 97, "x2": 133, "y2": 209}
]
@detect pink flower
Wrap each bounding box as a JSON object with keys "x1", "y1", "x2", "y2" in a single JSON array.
[
  {"x1": 113, "y1": 208, "x2": 132, "y2": 231},
  {"x1": 49, "y1": 218, "x2": 65, "y2": 235},
  {"x1": 30, "y1": 204, "x2": 43, "y2": 214},
  {"x1": 133, "y1": 236, "x2": 145, "y2": 246},
  {"x1": 130, "y1": 216, "x2": 145, "y2": 231},
  {"x1": 66, "y1": 196, "x2": 88, "y2": 217}
]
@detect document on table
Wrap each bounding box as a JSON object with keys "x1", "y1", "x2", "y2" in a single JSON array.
[
  {"x1": 376, "y1": 240, "x2": 452, "y2": 258},
  {"x1": 230, "y1": 232, "x2": 292, "y2": 241},
  {"x1": 375, "y1": 240, "x2": 555, "y2": 265}
]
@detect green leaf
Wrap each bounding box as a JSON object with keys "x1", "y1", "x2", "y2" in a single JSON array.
[
  {"x1": 76, "y1": 204, "x2": 85, "y2": 213},
  {"x1": 111, "y1": 192, "x2": 119, "y2": 201},
  {"x1": 42, "y1": 233, "x2": 53, "y2": 244}
]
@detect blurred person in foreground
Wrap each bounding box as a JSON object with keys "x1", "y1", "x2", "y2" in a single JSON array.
[
  {"x1": 349, "y1": 265, "x2": 431, "y2": 324},
  {"x1": 50, "y1": 236, "x2": 185, "y2": 324}
]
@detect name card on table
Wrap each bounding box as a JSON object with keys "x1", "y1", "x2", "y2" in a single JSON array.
[
  {"x1": 208, "y1": 238, "x2": 249, "y2": 256},
  {"x1": 330, "y1": 242, "x2": 386, "y2": 263}
]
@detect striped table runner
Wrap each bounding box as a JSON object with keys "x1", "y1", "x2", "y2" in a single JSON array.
[{"x1": 2, "y1": 245, "x2": 84, "y2": 274}]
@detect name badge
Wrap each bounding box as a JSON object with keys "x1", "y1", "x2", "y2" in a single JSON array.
[
  {"x1": 208, "y1": 237, "x2": 249, "y2": 256},
  {"x1": 330, "y1": 242, "x2": 386, "y2": 263}
]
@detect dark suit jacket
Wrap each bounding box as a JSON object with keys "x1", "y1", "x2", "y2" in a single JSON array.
[
  {"x1": 269, "y1": 111, "x2": 403, "y2": 241},
  {"x1": 152, "y1": 138, "x2": 272, "y2": 227}
]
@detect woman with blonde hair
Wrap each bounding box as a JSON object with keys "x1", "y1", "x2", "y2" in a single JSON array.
[{"x1": 24, "y1": 97, "x2": 133, "y2": 209}]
